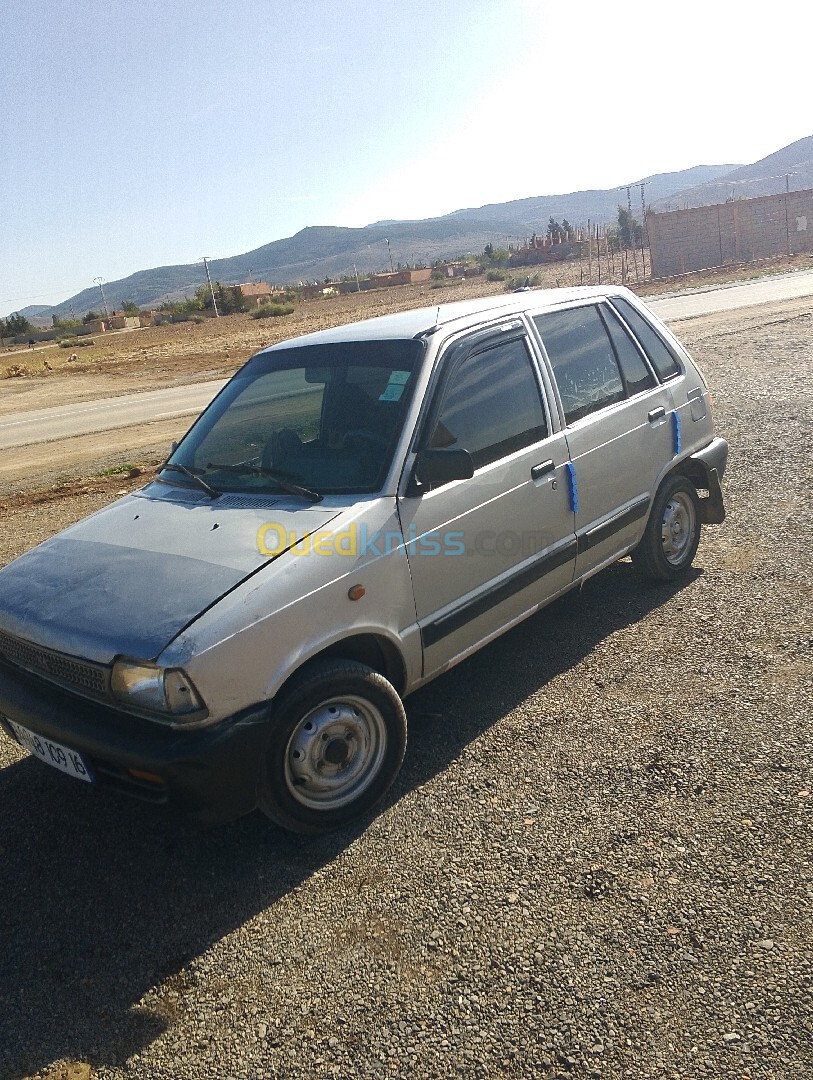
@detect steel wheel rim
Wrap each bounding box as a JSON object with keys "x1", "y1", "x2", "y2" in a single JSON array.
[
  {"x1": 284, "y1": 694, "x2": 387, "y2": 810},
  {"x1": 661, "y1": 491, "x2": 696, "y2": 565}
]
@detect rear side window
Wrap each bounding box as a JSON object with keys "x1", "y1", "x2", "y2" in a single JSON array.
[
  {"x1": 600, "y1": 306, "x2": 657, "y2": 396},
  {"x1": 533, "y1": 306, "x2": 625, "y2": 424},
  {"x1": 611, "y1": 297, "x2": 680, "y2": 381},
  {"x1": 427, "y1": 336, "x2": 547, "y2": 469}
]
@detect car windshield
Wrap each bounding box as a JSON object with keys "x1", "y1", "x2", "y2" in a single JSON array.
[{"x1": 162, "y1": 339, "x2": 423, "y2": 496}]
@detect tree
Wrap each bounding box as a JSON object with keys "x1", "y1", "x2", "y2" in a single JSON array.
[
  {"x1": 121, "y1": 300, "x2": 140, "y2": 316},
  {"x1": 1, "y1": 312, "x2": 33, "y2": 337},
  {"x1": 483, "y1": 244, "x2": 508, "y2": 265},
  {"x1": 83, "y1": 311, "x2": 101, "y2": 323},
  {"x1": 616, "y1": 204, "x2": 644, "y2": 249}
]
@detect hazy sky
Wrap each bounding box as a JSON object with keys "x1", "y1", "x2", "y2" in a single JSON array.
[{"x1": 2, "y1": 0, "x2": 811, "y2": 315}]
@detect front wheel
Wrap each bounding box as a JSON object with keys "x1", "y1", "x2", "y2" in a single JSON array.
[
  {"x1": 632, "y1": 474, "x2": 701, "y2": 582},
  {"x1": 259, "y1": 659, "x2": 407, "y2": 834}
]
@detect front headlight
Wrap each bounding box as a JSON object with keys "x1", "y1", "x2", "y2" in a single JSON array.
[{"x1": 111, "y1": 659, "x2": 207, "y2": 723}]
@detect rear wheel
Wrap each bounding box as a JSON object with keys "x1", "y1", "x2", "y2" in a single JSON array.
[
  {"x1": 633, "y1": 474, "x2": 701, "y2": 582},
  {"x1": 259, "y1": 659, "x2": 407, "y2": 834}
]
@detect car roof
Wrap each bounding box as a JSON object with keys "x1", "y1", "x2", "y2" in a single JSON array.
[{"x1": 262, "y1": 285, "x2": 633, "y2": 352}]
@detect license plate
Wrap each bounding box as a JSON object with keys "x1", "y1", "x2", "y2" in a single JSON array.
[{"x1": 6, "y1": 720, "x2": 94, "y2": 783}]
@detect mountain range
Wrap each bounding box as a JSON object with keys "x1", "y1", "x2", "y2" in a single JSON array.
[
  {"x1": 18, "y1": 135, "x2": 813, "y2": 321},
  {"x1": 651, "y1": 134, "x2": 813, "y2": 211}
]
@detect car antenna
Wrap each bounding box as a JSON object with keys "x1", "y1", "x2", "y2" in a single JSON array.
[{"x1": 418, "y1": 304, "x2": 443, "y2": 339}]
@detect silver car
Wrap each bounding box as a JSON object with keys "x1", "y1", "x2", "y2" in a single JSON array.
[{"x1": 0, "y1": 287, "x2": 728, "y2": 833}]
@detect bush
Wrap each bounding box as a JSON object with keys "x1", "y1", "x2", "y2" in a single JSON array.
[
  {"x1": 503, "y1": 274, "x2": 540, "y2": 292},
  {"x1": 95, "y1": 462, "x2": 143, "y2": 477},
  {"x1": 486, "y1": 270, "x2": 506, "y2": 282},
  {"x1": 59, "y1": 338, "x2": 94, "y2": 348},
  {"x1": 251, "y1": 304, "x2": 295, "y2": 319}
]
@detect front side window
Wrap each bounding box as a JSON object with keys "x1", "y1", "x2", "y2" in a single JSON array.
[
  {"x1": 164, "y1": 340, "x2": 422, "y2": 495},
  {"x1": 610, "y1": 297, "x2": 681, "y2": 381},
  {"x1": 534, "y1": 306, "x2": 625, "y2": 424},
  {"x1": 426, "y1": 336, "x2": 547, "y2": 469}
]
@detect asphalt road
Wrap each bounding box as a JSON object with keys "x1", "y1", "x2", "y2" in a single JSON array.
[{"x1": 3, "y1": 268, "x2": 813, "y2": 452}]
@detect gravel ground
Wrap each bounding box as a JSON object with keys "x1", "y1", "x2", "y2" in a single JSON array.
[{"x1": 0, "y1": 300, "x2": 811, "y2": 1080}]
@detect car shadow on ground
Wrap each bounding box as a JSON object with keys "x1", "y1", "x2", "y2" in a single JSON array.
[{"x1": 0, "y1": 562, "x2": 699, "y2": 1077}]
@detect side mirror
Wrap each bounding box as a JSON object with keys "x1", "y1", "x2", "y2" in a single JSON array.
[{"x1": 414, "y1": 447, "x2": 474, "y2": 487}]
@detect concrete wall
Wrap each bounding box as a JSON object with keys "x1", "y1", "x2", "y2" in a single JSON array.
[{"x1": 648, "y1": 188, "x2": 813, "y2": 277}]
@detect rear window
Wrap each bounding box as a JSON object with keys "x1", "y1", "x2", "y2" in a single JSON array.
[
  {"x1": 611, "y1": 297, "x2": 681, "y2": 381},
  {"x1": 533, "y1": 306, "x2": 625, "y2": 424},
  {"x1": 600, "y1": 306, "x2": 657, "y2": 396}
]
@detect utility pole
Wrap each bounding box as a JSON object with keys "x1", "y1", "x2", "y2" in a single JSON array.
[
  {"x1": 638, "y1": 181, "x2": 651, "y2": 279},
  {"x1": 385, "y1": 238, "x2": 394, "y2": 273},
  {"x1": 202, "y1": 257, "x2": 219, "y2": 317},
  {"x1": 93, "y1": 277, "x2": 110, "y2": 322}
]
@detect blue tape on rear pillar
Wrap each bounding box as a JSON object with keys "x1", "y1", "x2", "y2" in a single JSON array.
[
  {"x1": 565, "y1": 462, "x2": 578, "y2": 513},
  {"x1": 672, "y1": 410, "x2": 682, "y2": 455}
]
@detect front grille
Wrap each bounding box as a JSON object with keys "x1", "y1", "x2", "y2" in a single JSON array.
[{"x1": 0, "y1": 628, "x2": 108, "y2": 697}]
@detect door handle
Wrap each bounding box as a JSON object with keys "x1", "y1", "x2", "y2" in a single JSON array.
[
  {"x1": 531, "y1": 459, "x2": 556, "y2": 480},
  {"x1": 648, "y1": 406, "x2": 666, "y2": 422}
]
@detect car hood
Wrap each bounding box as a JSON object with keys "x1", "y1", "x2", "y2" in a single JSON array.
[{"x1": 0, "y1": 489, "x2": 340, "y2": 664}]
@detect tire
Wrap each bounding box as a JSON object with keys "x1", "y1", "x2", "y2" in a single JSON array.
[
  {"x1": 258, "y1": 659, "x2": 407, "y2": 834},
  {"x1": 632, "y1": 474, "x2": 701, "y2": 582}
]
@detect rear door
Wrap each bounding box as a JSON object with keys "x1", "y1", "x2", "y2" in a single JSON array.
[
  {"x1": 531, "y1": 301, "x2": 676, "y2": 579},
  {"x1": 398, "y1": 322, "x2": 576, "y2": 680}
]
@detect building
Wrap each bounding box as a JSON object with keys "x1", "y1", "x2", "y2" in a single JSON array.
[
  {"x1": 368, "y1": 269, "x2": 432, "y2": 289},
  {"x1": 235, "y1": 282, "x2": 273, "y2": 309},
  {"x1": 82, "y1": 319, "x2": 107, "y2": 334}
]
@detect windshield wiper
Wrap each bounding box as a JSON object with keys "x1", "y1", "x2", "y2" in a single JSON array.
[
  {"x1": 205, "y1": 462, "x2": 323, "y2": 503},
  {"x1": 159, "y1": 462, "x2": 221, "y2": 499}
]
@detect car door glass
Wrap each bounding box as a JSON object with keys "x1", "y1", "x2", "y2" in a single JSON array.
[
  {"x1": 601, "y1": 305, "x2": 657, "y2": 396},
  {"x1": 427, "y1": 337, "x2": 547, "y2": 469},
  {"x1": 611, "y1": 297, "x2": 681, "y2": 380},
  {"x1": 533, "y1": 306, "x2": 625, "y2": 424}
]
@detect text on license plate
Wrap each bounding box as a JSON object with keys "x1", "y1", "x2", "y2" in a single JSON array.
[{"x1": 7, "y1": 720, "x2": 94, "y2": 783}]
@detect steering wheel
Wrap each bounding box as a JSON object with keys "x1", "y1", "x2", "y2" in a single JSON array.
[{"x1": 341, "y1": 429, "x2": 389, "y2": 454}]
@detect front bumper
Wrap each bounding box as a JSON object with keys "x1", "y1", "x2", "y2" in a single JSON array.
[{"x1": 0, "y1": 659, "x2": 271, "y2": 823}]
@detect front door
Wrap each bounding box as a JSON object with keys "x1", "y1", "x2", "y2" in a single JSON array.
[{"x1": 399, "y1": 325, "x2": 577, "y2": 680}]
